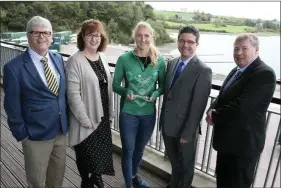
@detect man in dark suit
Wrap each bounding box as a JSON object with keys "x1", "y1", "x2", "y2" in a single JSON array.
[
  {"x1": 160, "y1": 26, "x2": 212, "y2": 188},
  {"x1": 206, "y1": 33, "x2": 276, "y2": 188},
  {"x1": 3, "y1": 16, "x2": 68, "y2": 188}
]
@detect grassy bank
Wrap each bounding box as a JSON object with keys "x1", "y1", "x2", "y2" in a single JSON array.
[
  {"x1": 155, "y1": 10, "x2": 193, "y2": 20},
  {"x1": 156, "y1": 10, "x2": 280, "y2": 35},
  {"x1": 166, "y1": 28, "x2": 280, "y2": 36},
  {"x1": 166, "y1": 21, "x2": 256, "y2": 33}
]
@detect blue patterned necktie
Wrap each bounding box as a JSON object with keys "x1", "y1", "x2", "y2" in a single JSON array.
[
  {"x1": 222, "y1": 69, "x2": 241, "y2": 92},
  {"x1": 171, "y1": 61, "x2": 185, "y2": 88}
]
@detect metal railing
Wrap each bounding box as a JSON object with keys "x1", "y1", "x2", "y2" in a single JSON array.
[{"x1": 1, "y1": 41, "x2": 280, "y2": 187}]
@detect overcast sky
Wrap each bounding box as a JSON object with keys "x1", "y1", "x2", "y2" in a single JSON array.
[{"x1": 146, "y1": 2, "x2": 280, "y2": 21}]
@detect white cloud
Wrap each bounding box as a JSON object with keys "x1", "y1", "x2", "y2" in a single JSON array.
[{"x1": 146, "y1": 2, "x2": 280, "y2": 21}]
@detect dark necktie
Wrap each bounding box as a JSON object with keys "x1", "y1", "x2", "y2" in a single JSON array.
[
  {"x1": 41, "y1": 57, "x2": 59, "y2": 95},
  {"x1": 222, "y1": 70, "x2": 241, "y2": 92},
  {"x1": 171, "y1": 61, "x2": 185, "y2": 88}
]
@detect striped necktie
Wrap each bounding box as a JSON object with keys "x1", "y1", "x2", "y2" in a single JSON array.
[
  {"x1": 222, "y1": 70, "x2": 241, "y2": 92},
  {"x1": 41, "y1": 57, "x2": 59, "y2": 96}
]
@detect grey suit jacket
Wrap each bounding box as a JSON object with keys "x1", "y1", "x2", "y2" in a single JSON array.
[{"x1": 160, "y1": 55, "x2": 212, "y2": 142}]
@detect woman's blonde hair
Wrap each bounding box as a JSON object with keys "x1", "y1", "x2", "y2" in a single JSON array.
[{"x1": 132, "y1": 21, "x2": 159, "y2": 67}]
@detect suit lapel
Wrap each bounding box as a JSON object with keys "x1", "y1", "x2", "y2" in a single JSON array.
[
  {"x1": 49, "y1": 51, "x2": 64, "y2": 92},
  {"x1": 49, "y1": 52, "x2": 64, "y2": 77},
  {"x1": 166, "y1": 57, "x2": 180, "y2": 90},
  {"x1": 167, "y1": 55, "x2": 197, "y2": 91},
  {"x1": 23, "y1": 50, "x2": 48, "y2": 90},
  {"x1": 218, "y1": 68, "x2": 237, "y2": 97},
  {"x1": 175, "y1": 55, "x2": 197, "y2": 84},
  {"x1": 219, "y1": 57, "x2": 262, "y2": 97}
]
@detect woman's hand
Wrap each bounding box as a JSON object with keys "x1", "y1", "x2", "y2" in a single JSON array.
[
  {"x1": 145, "y1": 97, "x2": 155, "y2": 102},
  {"x1": 87, "y1": 124, "x2": 93, "y2": 128},
  {"x1": 126, "y1": 93, "x2": 135, "y2": 101}
]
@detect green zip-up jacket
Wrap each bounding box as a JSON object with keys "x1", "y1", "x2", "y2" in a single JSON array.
[{"x1": 113, "y1": 50, "x2": 166, "y2": 115}]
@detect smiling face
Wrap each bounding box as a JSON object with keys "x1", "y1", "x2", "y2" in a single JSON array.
[
  {"x1": 178, "y1": 32, "x2": 198, "y2": 60},
  {"x1": 233, "y1": 39, "x2": 259, "y2": 68},
  {"x1": 27, "y1": 26, "x2": 52, "y2": 56},
  {"x1": 83, "y1": 31, "x2": 101, "y2": 52},
  {"x1": 134, "y1": 26, "x2": 152, "y2": 51}
]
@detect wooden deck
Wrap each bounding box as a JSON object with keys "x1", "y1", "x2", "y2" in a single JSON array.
[{"x1": 0, "y1": 88, "x2": 168, "y2": 188}]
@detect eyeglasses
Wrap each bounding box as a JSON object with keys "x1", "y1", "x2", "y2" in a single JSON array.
[
  {"x1": 179, "y1": 40, "x2": 197, "y2": 45},
  {"x1": 30, "y1": 31, "x2": 51, "y2": 37},
  {"x1": 85, "y1": 34, "x2": 101, "y2": 40},
  {"x1": 234, "y1": 47, "x2": 248, "y2": 53}
]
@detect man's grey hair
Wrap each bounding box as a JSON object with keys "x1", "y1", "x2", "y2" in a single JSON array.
[
  {"x1": 234, "y1": 33, "x2": 259, "y2": 49},
  {"x1": 26, "y1": 16, "x2": 52, "y2": 34}
]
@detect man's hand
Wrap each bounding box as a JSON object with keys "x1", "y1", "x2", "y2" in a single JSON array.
[
  {"x1": 22, "y1": 136, "x2": 29, "y2": 142},
  {"x1": 126, "y1": 93, "x2": 135, "y2": 101},
  {"x1": 205, "y1": 109, "x2": 215, "y2": 125},
  {"x1": 180, "y1": 138, "x2": 188, "y2": 143}
]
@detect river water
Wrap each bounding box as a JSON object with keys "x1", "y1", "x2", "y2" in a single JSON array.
[{"x1": 165, "y1": 33, "x2": 280, "y2": 78}]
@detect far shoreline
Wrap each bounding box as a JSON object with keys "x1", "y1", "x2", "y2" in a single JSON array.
[{"x1": 166, "y1": 29, "x2": 280, "y2": 37}]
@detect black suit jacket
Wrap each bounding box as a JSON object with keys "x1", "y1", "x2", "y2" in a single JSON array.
[{"x1": 210, "y1": 57, "x2": 276, "y2": 157}]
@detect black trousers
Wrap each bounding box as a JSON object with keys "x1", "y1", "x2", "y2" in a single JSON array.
[
  {"x1": 163, "y1": 132, "x2": 197, "y2": 188},
  {"x1": 216, "y1": 152, "x2": 258, "y2": 188}
]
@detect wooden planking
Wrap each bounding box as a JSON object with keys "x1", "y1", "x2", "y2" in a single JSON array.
[
  {"x1": 112, "y1": 152, "x2": 167, "y2": 187},
  {"x1": 1, "y1": 122, "x2": 76, "y2": 188},
  {"x1": 1, "y1": 87, "x2": 168, "y2": 188},
  {"x1": 1, "y1": 117, "x2": 117, "y2": 188},
  {"x1": 1, "y1": 147, "x2": 28, "y2": 187},
  {"x1": 1, "y1": 160, "x2": 24, "y2": 188}
]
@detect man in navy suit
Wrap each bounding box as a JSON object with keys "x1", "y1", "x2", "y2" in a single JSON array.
[
  {"x1": 3, "y1": 16, "x2": 68, "y2": 188},
  {"x1": 206, "y1": 33, "x2": 276, "y2": 188}
]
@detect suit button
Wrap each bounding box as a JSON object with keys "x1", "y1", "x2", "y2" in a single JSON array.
[
  {"x1": 59, "y1": 112, "x2": 61, "y2": 115},
  {"x1": 167, "y1": 97, "x2": 171, "y2": 101}
]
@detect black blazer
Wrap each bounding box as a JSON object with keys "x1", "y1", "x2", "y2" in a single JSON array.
[{"x1": 210, "y1": 57, "x2": 276, "y2": 157}]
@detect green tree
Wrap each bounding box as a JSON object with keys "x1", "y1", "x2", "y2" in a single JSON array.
[
  {"x1": 107, "y1": 19, "x2": 119, "y2": 43},
  {"x1": 213, "y1": 17, "x2": 224, "y2": 28},
  {"x1": 244, "y1": 19, "x2": 256, "y2": 27},
  {"x1": 1, "y1": 1, "x2": 173, "y2": 45},
  {"x1": 142, "y1": 4, "x2": 156, "y2": 21},
  {"x1": 255, "y1": 22, "x2": 263, "y2": 32},
  {"x1": 147, "y1": 19, "x2": 174, "y2": 45}
]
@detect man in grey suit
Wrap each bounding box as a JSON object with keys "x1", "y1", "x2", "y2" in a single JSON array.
[{"x1": 160, "y1": 26, "x2": 212, "y2": 188}]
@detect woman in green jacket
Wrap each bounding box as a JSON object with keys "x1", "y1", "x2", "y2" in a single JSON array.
[{"x1": 113, "y1": 21, "x2": 166, "y2": 188}]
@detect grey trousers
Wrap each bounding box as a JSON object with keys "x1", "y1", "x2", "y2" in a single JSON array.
[
  {"x1": 163, "y1": 132, "x2": 198, "y2": 188},
  {"x1": 22, "y1": 133, "x2": 66, "y2": 188}
]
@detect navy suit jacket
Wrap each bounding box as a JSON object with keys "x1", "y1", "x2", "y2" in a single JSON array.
[
  {"x1": 210, "y1": 57, "x2": 276, "y2": 157},
  {"x1": 3, "y1": 50, "x2": 68, "y2": 141}
]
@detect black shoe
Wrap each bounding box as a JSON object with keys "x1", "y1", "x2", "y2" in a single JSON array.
[
  {"x1": 132, "y1": 175, "x2": 149, "y2": 188},
  {"x1": 90, "y1": 173, "x2": 104, "y2": 188},
  {"x1": 81, "y1": 179, "x2": 91, "y2": 188}
]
